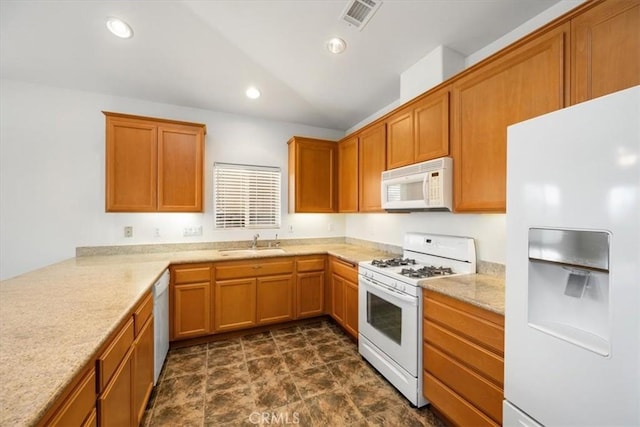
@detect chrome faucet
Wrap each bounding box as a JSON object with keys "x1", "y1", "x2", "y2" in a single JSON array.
[
  {"x1": 269, "y1": 234, "x2": 280, "y2": 248},
  {"x1": 251, "y1": 233, "x2": 260, "y2": 249}
]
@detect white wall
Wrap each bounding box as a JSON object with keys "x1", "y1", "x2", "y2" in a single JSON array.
[
  {"x1": 400, "y1": 45, "x2": 464, "y2": 103},
  {"x1": 0, "y1": 79, "x2": 346, "y2": 280},
  {"x1": 465, "y1": 0, "x2": 586, "y2": 67},
  {"x1": 346, "y1": 213, "x2": 506, "y2": 264}
]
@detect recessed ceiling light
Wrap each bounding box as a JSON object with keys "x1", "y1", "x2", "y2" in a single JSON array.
[
  {"x1": 245, "y1": 86, "x2": 261, "y2": 99},
  {"x1": 106, "y1": 17, "x2": 133, "y2": 39},
  {"x1": 326, "y1": 37, "x2": 347, "y2": 54}
]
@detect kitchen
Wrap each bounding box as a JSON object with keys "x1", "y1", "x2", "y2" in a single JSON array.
[{"x1": 1, "y1": 0, "x2": 639, "y2": 426}]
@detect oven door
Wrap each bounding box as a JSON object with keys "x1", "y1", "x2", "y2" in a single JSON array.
[{"x1": 358, "y1": 275, "x2": 419, "y2": 376}]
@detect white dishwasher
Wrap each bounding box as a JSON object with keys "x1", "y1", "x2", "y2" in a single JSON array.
[{"x1": 152, "y1": 269, "x2": 170, "y2": 385}]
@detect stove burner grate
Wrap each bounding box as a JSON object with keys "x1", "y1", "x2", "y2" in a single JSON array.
[
  {"x1": 399, "y1": 266, "x2": 454, "y2": 278},
  {"x1": 371, "y1": 258, "x2": 417, "y2": 268}
]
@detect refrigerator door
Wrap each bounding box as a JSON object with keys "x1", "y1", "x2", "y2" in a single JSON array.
[
  {"x1": 503, "y1": 401, "x2": 543, "y2": 427},
  {"x1": 505, "y1": 86, "x2": 640, "y2": 426}
]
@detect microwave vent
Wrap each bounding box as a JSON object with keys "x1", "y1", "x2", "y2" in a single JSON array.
[
  {"x1": 382, "y1": 157, "x2": 449, "y2": 180},
  {"x1": 339, "y1": 0, "x2": 382, "y2": 30}
]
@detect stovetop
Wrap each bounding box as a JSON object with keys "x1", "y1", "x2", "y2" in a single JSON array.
[
  {"x1": 369, "y1": 258, "x2": 455, "y2": 278},
  {"x1": 359, "y1": 233, "x2": 477, "y2": 288}
]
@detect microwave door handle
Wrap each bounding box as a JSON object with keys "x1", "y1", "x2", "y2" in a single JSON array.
[
  {"x1": 361, "y1": 277, "x2": 418, "y2": 305},
  {"x1": 422, "y1": 174, "x2": 429, "y2": 204}
]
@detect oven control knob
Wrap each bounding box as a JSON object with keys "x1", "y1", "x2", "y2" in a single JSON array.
[
  {"x1": 399, "y1": 284, "x2": 405, "y2": 292},
  {"x1": 391, "y1": 281, "x2": 397, "y2": 288}
]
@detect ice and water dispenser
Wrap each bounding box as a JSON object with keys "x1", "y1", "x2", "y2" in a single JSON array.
[{"x1": 527, "y1": 228, "x2": 611, "y2": 356}]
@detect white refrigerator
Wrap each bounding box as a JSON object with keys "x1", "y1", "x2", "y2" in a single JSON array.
[{"x1": 504, "y1": 86, "x2": 640, "y2": 426}]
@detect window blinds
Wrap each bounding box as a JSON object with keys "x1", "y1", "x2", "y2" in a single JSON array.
[{"x1": 213, "y1": 162, "x2": 281, "y2": 229}]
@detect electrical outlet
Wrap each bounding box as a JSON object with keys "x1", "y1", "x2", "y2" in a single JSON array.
[
  {"x1": 183, "y1": 225, "x2": 203, "y2": 237},
  {"x1": 288, "y1": 225, "x2": 294, "y2": 233},
  {"x1": 124, "y1": 226, "x2": 133, "y2": 238},
  {"x1": 328, "y1": 223, "x2": 334, "y2": 231},
  {"x1": 153, "y1": 227, "x2": 160, "y2": 237}
]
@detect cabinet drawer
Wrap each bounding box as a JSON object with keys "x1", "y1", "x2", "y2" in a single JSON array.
[
  {"x1": 424, "y1": 319, "x2": 503, "y2": 386},
  {"x1": 296, "y1": 257, "x2": 325, "y2": 272},
  {"x1": 331, "y1": 258, "x2": 358, "y2": 283},
  {"x1": 173, "y1": 265, "x2": 211, "y2": 284},
  {"x1": 97, "y1": 317, "x2": 134, "y2": 392},
  {"x1": 49, "y1": 369, "x2": 96, "y2": 427},
  {"x1": 134, "y1": 291, "x2": 153, "y2": 336},
  {"x1": 424, "y1": 372, "x2": 499, "y2": 427},
  {"x1": 215, "y1": 259, "x2": 294, "y2": 280},
  {"x1": 424, "y1": 344, "x2": 503, "y2": 423},
  {"x1": 424, "y1": 292, "x2": 504, "y2": 355}
]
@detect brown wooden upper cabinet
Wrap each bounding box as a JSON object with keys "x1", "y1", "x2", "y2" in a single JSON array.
[
  {"x1": 451, "y1": 24, "x2": 568, "y2": 212},
  {"x1": 358, "y1": 122, "x2": 386, "y2": 212},
  {"x1": 386, "y1": 88, "x2": 450, "y2": 170},
  {"x1": 571, "y1": 0, "x2": 640, "y2": 105},
  {"x1": 288, "y1": 136, "x2": 337, "y2": 213},
  {"x1": 338, "y1": 135, "x2": 359, "y2": 212},
  {"x1": 104, "y1": 112, "x2": 206, "y2": 212}
]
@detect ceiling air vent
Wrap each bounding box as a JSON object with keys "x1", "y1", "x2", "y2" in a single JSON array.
[{"x1": 339, "y1": 0, "x2": 382, "y2": 31}]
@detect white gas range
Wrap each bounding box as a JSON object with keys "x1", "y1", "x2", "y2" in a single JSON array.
[{"x1": 358, "y1": 233, "x2": 476, "y2": 407}]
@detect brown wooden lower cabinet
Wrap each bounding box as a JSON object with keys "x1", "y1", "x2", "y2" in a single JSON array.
[
  {"x1": 423, "y1": 290, "x2": 504, "y2": 426},
  {"x1": 331, "y1": 274, "x2": 346, "y2": 324},
  {"x1": 257, "y1": 275, "x2": 294, "y2": 324},
  {"x1": 39, "y1": 290, "x2": 154, "y2": 427},
  {"x1": 423, "y1": 373, "x2": 498, "y2": 427},
  {"x1": 170, "y1": 263, "x2": 213, "y2": 340},
  {"x1": 329, "y1": 256, "x2": 359, "y2": 338},
  {"x1": 132, "y1": 316, "x2": 154, "y2": 426},
  {"x1": 215, "y1": 278, "x2": 257, "y2": 331},
  {"x1": 46, "y1": 368, "x2": 96, "y2": 426},
  {"x1": 296, "y1": 271, "x2": 325, "y2": 318},
  {"x1": 96, "y1": 291, "x2": 154, "y2": 427},
  {"x1": 343, "y1": 280, "x2": 358, "y2": 337},
  {"x1": 98, "y1": 347, "x2": 134, "y2": 427},
  {"x1": 295, "y1": 256, "x2": 326, "y2": 318}
]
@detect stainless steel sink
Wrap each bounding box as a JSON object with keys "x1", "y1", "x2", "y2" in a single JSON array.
[{"x1": 218, "y1": 248, "x2": 286, "y2": 256}]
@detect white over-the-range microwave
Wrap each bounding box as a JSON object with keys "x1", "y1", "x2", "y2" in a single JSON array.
[{"x1": 381, "y1": 157, "x2": 453, "y2": 211}]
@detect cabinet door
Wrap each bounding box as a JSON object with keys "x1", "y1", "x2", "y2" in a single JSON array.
[
  {"x1": 172, "y1": 282, "x2": 211, "y2": 340},
  {"x1": 451, "y1": 24, "x2": 567, "y2": 212},
  {"x1": 296, "y1": 271, "x2": 325, "y2": 318},
  {"x1": 257, "y1": 275, "x2": 294, "y2": 325},
  {"x1": 288, "y1": 137, "x2": 337, "y2": 213},
  {"x1": 215, "y1": 278, "x2": 257, "y2": 332},
  {"x1": 98, "y1": 348, "x2": 133, "y2": 427},
  {"x1": 48, "y1": 369, "x2": 96, "y2": 427},
  {"x1": 358, "y1": 123, "x2": 386, "y2": 212},
  {"x1": 343, "y1": 279, "x2": 359, "y2": 338},
  {"x1": 415, "y1": 90, "x2": 450, "y2": 162},
  {"x1": 105, "y1": 117, "x2": 157, "y2": 212},
  {"x1": 386, "y1": 107, "x2": 414, "y2": 169},
  {"x1": 132, "y1": 316, "x2": 154, "y2": 426},
  {"x1": 571, "y1": 0, "x2": 640, "y2": 104},
  {"x1": 338, "y1": 136, "x2": 359, "y2": 212},
  {"x1": 331, "y1": 274, "x2": 346, "y2": 324},
  {"x1": 157, "y1": 124, "x2": 204, "y2": 212}
]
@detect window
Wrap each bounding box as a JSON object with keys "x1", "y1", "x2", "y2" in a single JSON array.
[{"x1": 213, "y1": 162, "x2": 281, "y2": 229}]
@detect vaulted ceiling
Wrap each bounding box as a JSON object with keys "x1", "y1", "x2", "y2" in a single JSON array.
[{"x1": 0, "y1": 0, "x2": 566, "y2": 130}]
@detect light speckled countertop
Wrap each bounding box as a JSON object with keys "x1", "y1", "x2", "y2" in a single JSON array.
[
  {"x1": 421, "y1": 274, "x2": 505, "y2": 314},
  {"x1": 0, "y1": 243, "x2": 390, "y2": 426},
  {"x1": 0, "y1": 243, "x2": 504, "y2": 426}
]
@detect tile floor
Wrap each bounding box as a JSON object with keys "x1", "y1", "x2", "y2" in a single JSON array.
[{"x1": 142, "y1": 319, "x2": 445, "y2": 426}]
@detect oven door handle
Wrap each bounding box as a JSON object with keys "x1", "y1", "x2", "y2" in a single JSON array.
[{"x1": 361, "y1": 277, "x2": 418, "y2": 305}]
